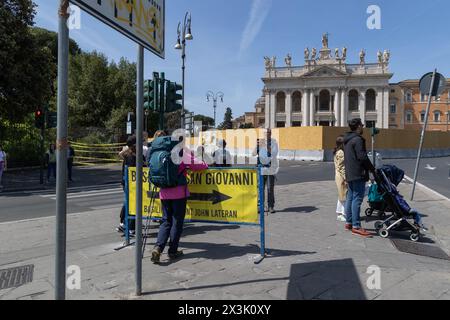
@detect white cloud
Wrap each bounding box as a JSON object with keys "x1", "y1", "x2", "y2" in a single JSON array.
[{"x1": 238, "y1": 0, "x2": 272, "y2": 60}]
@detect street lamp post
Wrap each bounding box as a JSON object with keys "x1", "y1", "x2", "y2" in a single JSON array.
[
  {"x1": 206, "y1": 91, "x2": 224, "y2": 128},
  {"x1": 175, "y1": 12, "x2": 193, "y2": 129}
]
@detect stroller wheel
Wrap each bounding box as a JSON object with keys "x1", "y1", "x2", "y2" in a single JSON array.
[
  {"x1": 410, "y1": 232, "x2": 420, "y2": 242},
  {"x1": 379, "y1": 228, "x2": 389, "y2": 238},
  {"x1": 365, "y1": 208, "x2": 373, "y2": 217},
  {"x1": 374, "y1": 221, "x2": 384, "y2": 230}
]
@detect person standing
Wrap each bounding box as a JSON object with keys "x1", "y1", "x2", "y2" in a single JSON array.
[
  {"x1": 150, "y1": 136, "x2": 208, "y2": 263},
  {"x1": 253, "y1": 130, "x2": 279, "y2": 214},
  {"x1": 67, "y1": 142, "x2": 75, "y2": 182},
  {"x1": 334, "y1": 136, "x2": 347, "y2": 222},
  {"x1": 117, "y1": 135, "x2": 138, "y2": 234},
  {"x1": 212, "y1": 139, "x2": 232, "y2": 167},
  {"x1": 45, "y1": 144, "x2": 57, "y2": 183},
  {"x1": 0, "y1": 144, "x2": 7, "y2": 190},
  {"x1": 343, "y1": 119, "x2": 375, "y2": 237}
]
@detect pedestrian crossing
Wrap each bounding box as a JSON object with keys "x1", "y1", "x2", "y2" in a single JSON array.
[{"x1": 38, "y1": 187, "x2": 123, "y2": 200}]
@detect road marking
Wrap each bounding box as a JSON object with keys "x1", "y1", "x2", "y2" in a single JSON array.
[
  {"x1": 404, "y1": 175, "x2": 450, "y2": 203},
  {"x1": 425, "y1": 164, "x2": 437, "y2": 171},
  {"x1": 44, "y1": 189, "x2": 122, "y2": 200},
  {"x1": 1, "y1": 183, "x2": 121, "y2": 196},
  {"x1": 39, "y1": 187, "x2": 121, "y2": 198}
]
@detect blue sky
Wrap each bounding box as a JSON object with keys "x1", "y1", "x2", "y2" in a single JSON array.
[{"x1": 34, "y1": 0, "x2": 450, "y2": 119}]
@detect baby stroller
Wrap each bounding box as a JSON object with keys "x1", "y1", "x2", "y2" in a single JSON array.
[
  {"x1": 365, "y1": 182, "x2": 390, "y2": 219},
  {"x1": 373, "y1": 165, "x2": 422, "y2": 242}
]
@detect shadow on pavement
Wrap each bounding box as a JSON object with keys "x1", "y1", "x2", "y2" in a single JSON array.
[
  {"x1": 287, "y1": 259, "x2": 367, "y2": 300},
  {"x1": 277, "y1": 206, "x2": 318, "y2": 214},
  {"x1": 177, "y1": 242, "x2": 315, "y2": 261}
]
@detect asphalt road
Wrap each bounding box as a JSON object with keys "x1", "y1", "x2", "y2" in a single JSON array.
[{"x1": 1, "y1": 157, "x2": 448, "y2": 223}]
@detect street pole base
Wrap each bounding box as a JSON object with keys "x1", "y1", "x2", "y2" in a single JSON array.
[
  {"x1": 114, "y1": 241, "x2": 135, "y2": 251},
  {"x1": 253, "y1": 250, "x2": 270, "y2": 265}
]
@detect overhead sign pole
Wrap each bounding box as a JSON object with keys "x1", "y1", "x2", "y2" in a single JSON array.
[
  {"x1": 135, "y1": 45, "x2": 144, "y2": 297},
  {"x1": 55, "y1": 0, "x2": 70, "y2": 300},
  {"x1": 411, "y1": 70, "x2": 445, "y2": 200}
]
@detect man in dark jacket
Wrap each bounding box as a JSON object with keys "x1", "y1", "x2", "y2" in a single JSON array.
[{"x1": 343, "y1": 118, "x2": 375, "y2": 237}]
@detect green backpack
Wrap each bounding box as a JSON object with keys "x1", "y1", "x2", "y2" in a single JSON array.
[{"x1": 148, "y1": 136, "x2": 187, "y2": 189}]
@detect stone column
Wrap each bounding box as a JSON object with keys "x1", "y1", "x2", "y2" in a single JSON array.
[
  {"x1": 376, "y1": 88, "x2": 383, "y2": 128},
  {"x1": 309, "y1": 91, "x2": 315, "y2": 126},
  {"x1": 302, "y1": 89, "x2": 309, "y2": 126},
  {"x1": 383, "y1": 87, "x2": 389, "y2": 129},
  {"x1": 270, "y1": 92, "x2": 276, "y2": 129},
  {"x1": 359, "y1": 89, "x2": 366, "y2": 125},
  {"x1": 340, "y1": 89, "x2": 347, "y2": 127},
  {"x1": 285, "y1": 90, "x2": 292, "y2": 127},
  {"x1": 334, "y1": 89, "x2": 341, "y2": 127},
  {"x1": 264, "y1": 90, "x2": 270, "y2": 129}
]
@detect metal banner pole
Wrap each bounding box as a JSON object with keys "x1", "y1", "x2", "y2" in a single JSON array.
[
  {"x1": 125, "y1": 166, "x2": 130, "y2": 246},
  {"x1": 411, "y1": 69, "x2": 437, "y2": 201},
  {"x1": 55, "y1": 0, "x2": 70, "y2": 300},
  {"x1": 255, "y1": 166, "x2": 266, "y2": 265}
]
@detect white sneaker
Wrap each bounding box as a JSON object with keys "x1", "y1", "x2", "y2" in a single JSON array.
[{"x1": 337, "y1": 215, "x2": 347, "y2": 222}]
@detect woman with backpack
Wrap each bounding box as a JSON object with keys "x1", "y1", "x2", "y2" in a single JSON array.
[{"x1": 150, "y1": 135, "x2": 208, "y2": 263}]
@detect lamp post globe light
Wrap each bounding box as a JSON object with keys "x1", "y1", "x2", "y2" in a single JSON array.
[
  {"x1": 206, "y1": 91, "x2": 224, "y2": 128},
  {"x1": 175, "y1": 12, "x2": 193, "y2": 129}
]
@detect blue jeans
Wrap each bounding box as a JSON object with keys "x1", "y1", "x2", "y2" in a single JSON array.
[
  {"x1": 156, "y1": 198, "x2": 187, "y2": 254},
  {"x1": 345, "y1": 179, "x2": 366, "y2": 228},
  {"x1": 47, "y1": 163, "x2": 56, "y2": 180}
]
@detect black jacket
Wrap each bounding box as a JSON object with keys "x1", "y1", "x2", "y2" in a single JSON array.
[{"x1": 343, "y1": 132, "x2": 375, "y2": 182}]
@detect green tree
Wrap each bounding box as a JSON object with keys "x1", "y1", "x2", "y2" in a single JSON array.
[
  {"x1": 0, "y1": 0, "x2": 55, "y2": 123},
  {"x1": 68, "y1": 51, "x2": 114, "y2": 128},
  {"x1": 218, "y1": 107, "x2": 233, "y2": 130}
]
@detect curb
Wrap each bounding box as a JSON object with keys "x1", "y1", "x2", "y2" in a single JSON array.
[{"x1": 404, "y1": 175, "x2": 450, "y2": 203}]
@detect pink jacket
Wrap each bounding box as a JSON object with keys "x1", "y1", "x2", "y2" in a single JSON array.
[{"x1": 159, "y1": 152, "x2": 208, "y2": 200}]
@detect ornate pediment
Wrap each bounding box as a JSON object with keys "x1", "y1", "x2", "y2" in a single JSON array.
[{"x1": 303, "y1": 66, "x2": 348, "y2": 78}]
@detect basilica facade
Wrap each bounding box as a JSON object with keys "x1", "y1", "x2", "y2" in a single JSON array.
[{"x1": 262, "y1": 35, "x2": 393, "y2": 129}]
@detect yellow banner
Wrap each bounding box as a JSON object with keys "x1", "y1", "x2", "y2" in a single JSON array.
[{"x1": 128, "y1": 168, "x2": 259, "y2": 225}]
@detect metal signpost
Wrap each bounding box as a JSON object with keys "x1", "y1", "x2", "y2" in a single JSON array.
[
  {"x1": 55, "y1": 0, "x2": 70, "y2": 300},
  {"x1": 55, "y1": 0, "x2": 165, "y2": 299},
  {"x1": 411, "y1": 70, "x2": 446, "y2": 200}
]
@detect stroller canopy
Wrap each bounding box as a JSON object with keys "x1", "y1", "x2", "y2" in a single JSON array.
[{"x1": 379, "y1": 165, "x2": 405, "y2": 187}]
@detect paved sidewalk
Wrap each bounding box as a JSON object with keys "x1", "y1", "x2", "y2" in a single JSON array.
[
  {"x1": 0, "y1": 165, "x2": 121, "y2": 193},
  {"x1": 0, "y1": 179, "x2": 449, "y2": 300}
]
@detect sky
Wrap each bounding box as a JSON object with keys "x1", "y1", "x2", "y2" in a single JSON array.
[{"x1": 33, "y1": 0, "x2": 450, "y2": 120}]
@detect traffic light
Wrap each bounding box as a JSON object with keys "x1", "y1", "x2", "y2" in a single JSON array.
[
  {"x1": 165, "y1": 81, "x2": 183, "y2": 113},
  {"x1": 144, "y1": 79, "x2": 158, "y2": 111},
  {"x1": 46, "y1": 111, "x2": 57, "y2": 129},
  {"x1": 35, "y1": 108, "x2": 45, "y2": 129}
]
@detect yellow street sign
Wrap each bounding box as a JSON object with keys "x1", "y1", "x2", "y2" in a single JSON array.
[{"x1": 128, "y1": 167, "x2": 259, "y2": 225}]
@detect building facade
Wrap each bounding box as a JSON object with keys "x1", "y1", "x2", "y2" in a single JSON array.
[
  {"x1": 393, "y1": 80, "x2": 450, "y2": 131},
  {"x1": 262, "y1": 35, "x2": 393, "y2": 129}
]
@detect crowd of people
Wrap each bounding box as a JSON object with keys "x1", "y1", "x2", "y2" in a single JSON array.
[{"x1": 117, "y1": 129, "x2": 280, "y2": 263}]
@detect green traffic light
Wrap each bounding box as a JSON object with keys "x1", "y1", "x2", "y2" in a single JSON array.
[{"x1": 165, "y1": 81, "x2": 183, "y2": 113}]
